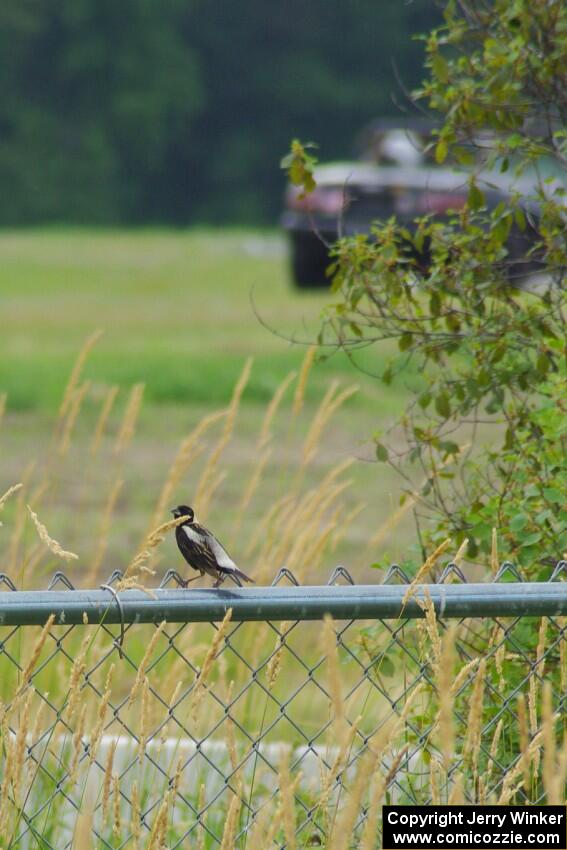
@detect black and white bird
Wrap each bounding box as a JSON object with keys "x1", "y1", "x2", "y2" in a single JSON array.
[{"x1": 171, "y1": 505, "x2": 254, "y2": 587}]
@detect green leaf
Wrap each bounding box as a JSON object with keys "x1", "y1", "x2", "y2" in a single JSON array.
[
  {"x1": 453, "y1": 146, "x2": 476, "y2": 166},
  {"x1": 509, "y1": 513, "x2": 529, "y2": 532},
  {"x1": 378, "y1": 656, "x2": 396, "y2": 678},
  {"x1": 514, "y1": 207, "x2": 526, "y2": 231},
  {"x1": 435, "y1": 392, "x2": 451, "y2": 418},
  {"x1": 536, "y1": 352, "x2": 549, "y2": 375},
  {"x1": 431, "y1": 53, "x2": 450, "y2": 84},
  {"x1": 435, "y1": 140, "x2": 448, "y2": 164},
  {"x1": 430, "y1": 291, "x2": 441, "y2": 317},
  {"x1": 494, "y1": 215, "x2": 512, "y2": 244},
  {"x1": 468, "y1": 182, "x2": 485, "y2": 210},
  {"x1": 519, "y1": 531, "x2": 543, "y2": 547},
  {"x1": 399, "y1": 333, "x2": 413, "y2": 351},
  {"x1": 507, "y1": 133, "x2": 524, "y2": 150},
  {"x1": 491, "y1": 344, "x2": 506, "y2": 365},
  {"x1": 440, "y1": 440, "x2": 459, "y2": 456},
  {"x1": 473, "y1": 522, "x2": 493, "y2": 542},
  {"x1": 543, "y1": 487, "x2": 563, "y2": 504},
  {"x1": 375, "y1": 443, "x2": 389, "y2": 463},
  {"x1": 503, "y1": 427, "x2": 514, "y2": 451}
]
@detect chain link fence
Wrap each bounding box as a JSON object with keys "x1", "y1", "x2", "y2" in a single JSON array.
[{"x1": 1, "y1": 562, "x2": 567, "y2": 849}]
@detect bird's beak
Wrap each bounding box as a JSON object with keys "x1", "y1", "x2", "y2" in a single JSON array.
[{"x1": 170, "y1": 509, "x2": 176, "y2": 515}]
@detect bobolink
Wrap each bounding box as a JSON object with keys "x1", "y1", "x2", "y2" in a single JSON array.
[{"x1": 171, "y1": 505, "x2": 254, "y2": 587}]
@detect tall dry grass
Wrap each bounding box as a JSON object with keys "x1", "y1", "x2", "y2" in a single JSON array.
[{"x1": 1, "y1": 336, "x2": 565, "y2": 848}]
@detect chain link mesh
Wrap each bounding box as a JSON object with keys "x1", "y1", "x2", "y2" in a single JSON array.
[{"x1": 1, "y1": 563, "x2": 566, "y2": 848}]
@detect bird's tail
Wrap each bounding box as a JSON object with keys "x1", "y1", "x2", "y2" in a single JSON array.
[{"x1": 226, "y1": 566, "x2": 254, "y2": 585}]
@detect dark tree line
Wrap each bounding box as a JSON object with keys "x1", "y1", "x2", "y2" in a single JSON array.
[{"x1": 0, "y1": 0, "x2": 438, "y2": 225}]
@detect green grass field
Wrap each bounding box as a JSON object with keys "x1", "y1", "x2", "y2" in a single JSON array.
[{"x1": 0, "y1": 229, "x2": 419, "y2": 584}]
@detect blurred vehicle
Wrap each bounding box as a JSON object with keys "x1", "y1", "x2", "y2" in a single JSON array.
[{"x1": 281, "y1": 120, "x2": 542, "y2": 288}]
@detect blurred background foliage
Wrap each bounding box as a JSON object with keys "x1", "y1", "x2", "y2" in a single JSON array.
[{"x1": 0, "y1": 0, "x2": 439, "y2": 225}]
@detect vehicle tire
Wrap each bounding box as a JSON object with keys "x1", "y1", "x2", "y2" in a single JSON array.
[
  {"x1": 289, "y1": 231, "x2": 332, "y2": 288},
  {"x1": 505, "y1": 221, "x2": 545, "y2": 285}
]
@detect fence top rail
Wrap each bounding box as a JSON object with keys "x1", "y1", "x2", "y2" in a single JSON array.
[{"x1": 1, "y1": 581, "x2": 567, "y2": 626}]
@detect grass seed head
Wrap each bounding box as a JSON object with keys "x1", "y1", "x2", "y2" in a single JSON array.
[
  {"x1": 147, "y1": 791, "x2": 170, "y2": 850},
  {"x1": 66, "y1": 629, "x2": 92, "y2": 722},
  {"x1": 150, "y1": 408, "x2": 226, "y2": 532},
  {"x1": 301, "y1": 381, "x2": 358, "y2": 468},
  {"x1": 17, "y1": 613, "x2": 56, "y2": 699},
  {"x1": 247, "y1": 803, "x2": 273, "y2": 849},
  {"x1": 112, "y1": 772, "x2": 121, "y2": 839},
  {"x1": 463, "y1": 657, "x2": 487, "y2": 778},
  {"x1": 437, "y1": 624, "x2": 457, "y2": 771},
  {"x1": 402, "y1": 538, "x2": 452, "y2": 608},
  {"x1": 260, "y1": 369, "x2": 296, "y2": 449},
  {"x1": 196, "y1": 783, "x2": 207, "y2": 850},
  {"x1": 319, "y1": 717, "x2": 360, "y2": 812},
  {"x1": 59, "y1": 381, "x2": 91, "y2": 455},
  {"x1": 293, "y1": 345, "x2": 316, "y2": 416},
  {"x1": 194, "y1": 358, "x2": 252, "y2": 519},
  {"x1": 448, "y1": 773, "x2": 464, "y2": 804},
  {"x1": 279, "y1": 748, "x2": 297, "y2": 850},
  {"x1": 72, "y1": 799, "x2": 95, "y2": 850},
  {"x1": 102, "y1": 738, "x2": 118, "y2": 821},
  {"x1": 12, "y1": 688, "x2": 33, "y2": 804},
  {"x1": 128, "y1": 621, "x2": 166, "y2": 706},
  {"x1": 454, "y1": 537, "x2": 469, "y2": 568},
  {"x1": 90, "y1": 384, "x2": 119, "y2": 455},
  {"x1": 266, "y1": 622, "x2": 289, "y2": 690},
  {"x1": 70, "y1": 704, "x2": 88, "y2": 783},
  {"x1": 329, "y1": 750, "x2": 376, "y2": 850},
  {"x1": 191, "y1": 609, "x2": 232, "y2": 722},
  {"x1": 59, "y1": 329, "x2": 103, "y2": 420},
  {"x1": 125, "y1": 516, "x2": 189, "y2": 581},
  {"x1": 322, "y1": 615, "x2": 346, "y2": 738},
  {"x1": 115, "y1": 382, "x2": 145, "y2": 453},
  {"x1": 27, "y1": 507, "x2": 78, "y2": 562},
  {"x1": 517, "y1": 693, "x2": 530, "y2": 792},
  {"x1": 542, "y1": 680, "x2": 556, "y2": 799},
  {"x1": 88, "y1": 663, "x2": 115, "y2": 765},
  {"x1": 0, "y1": 482, "x2": 23, "y2": 513},
  {"x1": 130, "y1": 781, "x2": 141, "y2": 846},
  {"x1": 88, "y1": 477, "x2": 123, "y2": 582},
  {"x1": 491, "y1": 527, "x2": 499, "y2": 574},
  {"x1": 138, "y1": 676, "x2": 150, "y2": 763},
  {"x1": 219, "y1": 793, "x2": 241, "y2": 850}
]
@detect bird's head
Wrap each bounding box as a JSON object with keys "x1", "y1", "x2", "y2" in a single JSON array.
[{"x1": 171, "y1": 505, "x2": 194, "y2": 522}]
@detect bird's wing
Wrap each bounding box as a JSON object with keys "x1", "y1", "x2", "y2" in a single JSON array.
[
  {"x1": 182, "y1": 523, "x2": 207, "y2": 547},
  {"x1": 180, "y1": 523, "x2": 253, "y2": 585},
  {"x1": 179, "y1": 525, "x2": 219, "y2": 574},
  {"x1": 196, "y1": 524, "x2": 238, "y2": 570}
]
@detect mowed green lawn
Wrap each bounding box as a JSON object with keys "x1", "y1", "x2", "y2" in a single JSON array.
[
  {"x1": 0, "y1": 228, "x2": 408, "y2": 411},
  {"x1": 0, "y1": 229, "x2": 419, "y2": 584}
]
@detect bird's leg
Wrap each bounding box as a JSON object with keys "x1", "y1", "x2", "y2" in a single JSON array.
[
  {"x1": 213, "y1": 572, "x2": 227, "y2": 589},
  {"x1": 182, "y1": 573, "x2": 202, "y2": 587}
]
